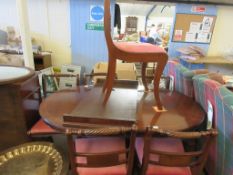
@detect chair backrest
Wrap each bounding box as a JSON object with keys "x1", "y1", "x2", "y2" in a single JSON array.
[
  {"x1": 104, "y1": 0, "x2": 115, "y2": 53},
  {"x1": 141, "y1": 127, "x2": 218, "y2": 175},
  {"x1": 42, "y1": 74, "x2": 79, "y2": 97},
  {"x1": 65, "y1": 118, "x2": 136, "y2": 175}
]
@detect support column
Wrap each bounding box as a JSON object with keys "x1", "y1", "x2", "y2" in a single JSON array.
[{"x1": 16, "y1": 0, "x2": 34, "y2": 69}]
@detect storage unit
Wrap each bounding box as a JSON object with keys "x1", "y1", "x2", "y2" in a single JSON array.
[
  {"x1": 60, "y1": 64, "x2": 83, "y2": 89},
  {"x1": 0, "y1": 66, "x2": 41, "y2": 151},
  {"x1": 34, "y1": 53, "x2": 52, "y2": 71}
]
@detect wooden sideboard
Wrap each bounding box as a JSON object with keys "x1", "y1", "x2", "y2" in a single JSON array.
[{"x1": 0, "y1": 73, "x2": 41, "y2": 151}]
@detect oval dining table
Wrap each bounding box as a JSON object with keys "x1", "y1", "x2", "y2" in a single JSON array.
[{"x1": 39, "y1": 82, "x2": 206, "y2": 133}]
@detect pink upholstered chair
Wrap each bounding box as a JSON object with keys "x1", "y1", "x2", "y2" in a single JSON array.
[
  {"x1": 136, "y1": 127, "x2": 217, "y2": 175},
  {"x1": 63, "y1": 115, "x2": 136, "y2": 175},
  {"x1": 27, "y1": 119, "x2": 59, "y2": 136},
  {"x1": 103, "y1": 0, "x2": 168, "y2": 109}
]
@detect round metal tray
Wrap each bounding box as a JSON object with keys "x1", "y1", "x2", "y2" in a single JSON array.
[{"x1": 0, "y1": 142, "x2": 63, "y2": 175}]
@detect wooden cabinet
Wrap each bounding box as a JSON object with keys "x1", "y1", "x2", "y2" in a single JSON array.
[
  {"x1": 0, "y1": 73, "x2": 41, "y2": 151},
  {"x1": 34, "y1": 53, "x2": 52, "y2": 71},
  {"x1": 125, "y1": 16, "x2": 138, "y2": 34}
]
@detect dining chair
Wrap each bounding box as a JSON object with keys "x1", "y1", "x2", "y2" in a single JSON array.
[
  {"x1": 63, "y1": 115, "x2": 136, "y2": 175},
  {"x1": 103, "y1": 0, "x2": 168, "y2": 109},
  {"x1": 136, "y1": 127, "x2": 218, "y2": 175},
  {"x1": 27, "y1": 73, "x2": 80, "y2": 137}
]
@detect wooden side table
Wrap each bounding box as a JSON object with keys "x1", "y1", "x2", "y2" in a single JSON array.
[{"x1": 0, "y1": 65, "x2": 41, "y2": 151}]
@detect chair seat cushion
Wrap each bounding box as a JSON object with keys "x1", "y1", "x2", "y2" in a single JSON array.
[
  {"x1": 75, "y1": 137, "x2": 127, "y2": 175},
  {"x1": 28, "y1": 119, "x2": 59, "y2": 135},
  {"x1": 136, "y1": 137, "x2": 192, "y2": 175},
  {"x1": 114, "y1": 42, "x2": 166, "y2": 54}
]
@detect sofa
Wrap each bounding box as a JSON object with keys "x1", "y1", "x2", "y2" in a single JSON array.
[
  {"x1": 164, "y1": 60, "x2": 208, "y2": 97},
  {"x1": 193, "y1": 74, "x2": 233, "y2": 175},
  {"x1": 165, "y1": 60, "x2": 233, "y2": 175}
]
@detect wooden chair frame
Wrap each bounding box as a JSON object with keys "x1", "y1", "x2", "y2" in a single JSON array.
[
  {"x1": 103, "y1": 0, "x2": 168, "y2": 109},
  {"x1": 140, "y1": 127, "x2": 218, "y2": 175},
  {"x1": 63, "y1": 115, "x2": 136, "y2": 175}
]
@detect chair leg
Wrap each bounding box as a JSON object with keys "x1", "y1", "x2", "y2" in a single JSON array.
[
  {"x1": 141, "y1": 63, "x2": 148, "y2": 91},
  {"x1": 103, "y1": 60, "x2": 116, "y2": 105},
  {"x1": 102, "y1": 74, "x2": 109, "y2": 93},
  {"x1": 102, "y1": 62, "x2": 111, "y2": 93}
]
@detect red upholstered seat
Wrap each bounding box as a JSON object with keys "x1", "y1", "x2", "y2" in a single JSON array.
[
  {"x1": 75, "y1": 137, "x2": 127, "y2": 175},
  {"x1": 114, "y1": 42, "x2": 166, "y2": 54},
  {"x1": 136, "y1": 137, "x2": 192, "y2": 175},
  {"x1": 28, "y1": 119, "x2": 59, "y2": 135}
]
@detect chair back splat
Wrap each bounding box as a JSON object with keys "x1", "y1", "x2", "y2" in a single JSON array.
[
  {"x1": 103, "y1": 0, "x2": 168, "y2": 109},
  {"x1": 64, "y1": 116, "x2": 136, "y2": 175},
  {"x1": 104, "y1": 0, "x2": 114, "y2": 53},
  {"x1": 137, "y1": 127, "x2": 218, "y2": 175}
]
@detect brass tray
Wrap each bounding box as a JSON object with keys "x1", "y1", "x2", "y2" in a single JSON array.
[{"x1": 0, "y1": 142, "x2": 63, "y2": 175}]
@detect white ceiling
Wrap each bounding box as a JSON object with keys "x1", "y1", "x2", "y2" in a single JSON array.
[
  {"x1": 117, "y1": 0, "x2": 233, "y2": 5},
  {"x1": 118, "y1": 3, "x2": 153, "y2": 16},
  {"x1": 118, "y1": 2, "x2": 175, "y2": 17}
]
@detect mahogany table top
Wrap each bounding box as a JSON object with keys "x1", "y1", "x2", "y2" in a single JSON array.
[{"x1": 39, "y1": 86, "x2": 205, "y2": 132}]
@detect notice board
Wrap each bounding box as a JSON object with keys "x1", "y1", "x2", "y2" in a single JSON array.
[{"x1": 172, "y1": 13, "x2": 216, "y2": 44}]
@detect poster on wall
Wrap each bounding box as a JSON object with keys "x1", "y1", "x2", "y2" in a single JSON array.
[
  {"x1": 201, "y1": 16, "x2": 214, "y2": 32},
  {"x1": 185, "y1": 32, "x2": 196, "y2": 42},
  {"x1": 196, "y1": 32, "x2": 211, "y2": 43},
  {"x1": 189, "y1": 22, "x2": 201, "y2": 33},
  {"x1": 174, "y1": 30, "x2": 183, "y2": 41}
]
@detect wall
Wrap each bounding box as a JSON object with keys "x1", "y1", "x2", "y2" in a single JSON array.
[
  {"x1": 0, "y1": 0, "x2": 19, "y2": 32},
  {"x1": 0, "y1": 0, "x2": 71, "y2": 68},
  {"x1": 70, "y1": 0, "x2": 115, "y2": 73},
  {"x1": 208, "y1": 6, "x2": 233, "y2": 56},
  {"x1": 168, "y1": 4, "x2": 217, "y2": 58},
  {"x1": 207, "y1": 6, "x2": 233, "y2": 75}
]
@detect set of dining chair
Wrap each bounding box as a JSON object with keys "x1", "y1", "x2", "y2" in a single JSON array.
[
  {"x1": 63, "y1": 115, "x2": 217, "y2": 175},
  {"x1": 27, "y1": 1, "x2": 218, "y2": 174}
]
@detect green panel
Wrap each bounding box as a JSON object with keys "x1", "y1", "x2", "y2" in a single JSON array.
[{"x1": 85, "y1": 22, "x2": 104, "y2": 31}]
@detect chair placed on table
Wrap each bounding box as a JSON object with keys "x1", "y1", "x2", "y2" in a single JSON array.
[
  {"x1": 103, "y1": 0, "x2": 168, "y2": 109},
  {"x1": 63, "y1": 115, "x2": 136, "y2": 175},
  {"x1": 136, "y1": 127, "x2": 218, "y2": 175}
]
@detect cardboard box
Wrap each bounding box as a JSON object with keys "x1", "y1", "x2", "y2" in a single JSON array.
[
  {"x1": 93, "y1": 62, "x2": 137, "y2": 81},
  {"x1": 117, "y1": 63, "x2": 137, "y2": 80}
]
